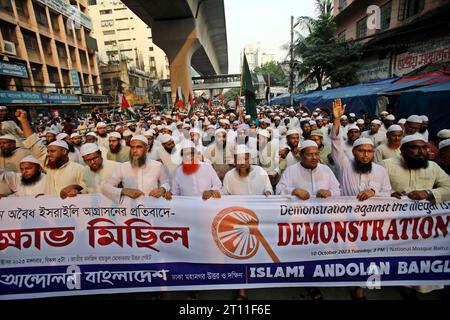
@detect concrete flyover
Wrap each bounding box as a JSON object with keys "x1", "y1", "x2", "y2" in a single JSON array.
[{"x1": 121, "y1": 0, "x2": 228, "y2": 103}]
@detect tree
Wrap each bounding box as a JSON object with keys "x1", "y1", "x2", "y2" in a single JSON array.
[
  {"x1": 292, "y1": 0, "x2": 362, "y2": 90},
  {"x1": 254, "y1": 61, "x2": 288, "y2": 87},
  {"x1": 223, "y1": 87, "x2": 240, "y2": 102}
]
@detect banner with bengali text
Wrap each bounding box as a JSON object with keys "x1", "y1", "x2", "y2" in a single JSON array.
[{"x1": 0, "y1": 195, "x2": 449, "y2": 300}]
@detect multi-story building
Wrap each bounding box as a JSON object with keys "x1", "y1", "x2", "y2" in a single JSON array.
[
  {"x1": 88, "y1": 0, "x2": 170, "y2": 80},
  {"x1": 334, "y1": 0, "x2": 450, "y2": 82},
  {"x1": 0, "y1": 0, "x2": 107, "y2": 114}
]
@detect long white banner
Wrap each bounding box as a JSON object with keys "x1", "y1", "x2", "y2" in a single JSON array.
[{"x1": 0, "y1": 195, "x2": 449, "y2": 299}]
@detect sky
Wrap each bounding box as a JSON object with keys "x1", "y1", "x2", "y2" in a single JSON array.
[{"x1": 224, "y1": 0, "x2": 318, "y2": 73}]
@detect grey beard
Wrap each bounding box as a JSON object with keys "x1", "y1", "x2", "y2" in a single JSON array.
[{"x1": 130, "y1": 153, "x2": 147, "y2": 168}]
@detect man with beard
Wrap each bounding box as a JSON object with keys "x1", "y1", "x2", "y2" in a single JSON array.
[
  {"x1": 189, "y1": 128, "x2": 206, "y2": 155},
  {"x1": 95, "y1": 122, "x2": 109, "y2": 148},
  {"x1": 276, "y1": 139, "x2": 340, "y2": 199},
  {"x1": 143, "y1": 129, "x2": 159, "y2": 160},
  {"x1": 403, "y1": 115, "x2": 422, "y2": 136},
  {"x1": 0, "y1": 106, "x2": 24, "y2": 143},
  {"x1": 375, "y1": 125, "x2": 403, "y2": 163},
  {"x1": 45, "y1": 130, "x2": 57, "y2": 145},
  {"x1": 107, "y1": 132, "x2": 130, "y2": 163},
  {"x1": 331, "y1": 98, "x2": 392, "y2": 198},
  {"x1": 279, "y1": 130, "x2": 301, "y2": 171},
  {"x1": 102, "y1": 135, "x2": 171, "y2": 202},
  {"x1": 418, "y1": 115, "x2": 429, "y2": 141},
  {"x1": 171, "y1": 140, "x2": 222, "y2": 199},
  {"x1": 341, "y1": 124, "x2": 361, "y2": 159},
  {"x1": 256, "y1": 129, "x2": 280, "y2": 186},
  {"x1": 56, "y1": 133, "x2": 83, "y2": 164},
  {"x1": 157, "y1": 134, "x2": 181, "y2": 184},
  {"x1": 0, "y1": 156, "x2": 46, "y2": 197},
  {"x1": 361, "y1": 119, "x2": 385, "y2": 146},
  {"x1": 84, "y1": 132, "x2": 108, "y2": 160},
  {"x1": 70, "y1": 132, "x2": 83, "y2": 150},
  {"x1": 80, "y1": 143, "x2": 119, "y2": 193},
  {"x1": 300, "y1": 120, "x2": 312, "y2": 141},
  {"x1": 0, "y1": 134, "x2": 31, "y2": 172},
  {"x1": 382, "y1": 134, "x2": 450, "y2": 299},
  {"x1": 309, "y1": 130, "x2": 331, "y2": 166},
  {"x1": 271, "y1": 116, "x2": 287, "y2": 139},
  {"x1": 234, "y1": 125, "x2": 257, "y2": 164},
  {"x1": 203, "y1": 129, "x2": 234, "y2": 181},
  {"x1": 16, "y1": 110, "x2": 85, "y2": 197},
  {"x1": 437, "y1": 139, "x2": 450, "y2": 176},
  {"x1": 287, "y1": 108, "x2": 300, "y2": 129}
]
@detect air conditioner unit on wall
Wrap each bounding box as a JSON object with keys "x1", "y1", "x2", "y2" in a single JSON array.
[{"x1": 3, "y1": 40, "x2": 16, "y2": 56}]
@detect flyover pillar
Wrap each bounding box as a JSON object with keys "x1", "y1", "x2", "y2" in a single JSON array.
[{"x1": 152, "y1": 18, "x2": 200, "y2": 105}]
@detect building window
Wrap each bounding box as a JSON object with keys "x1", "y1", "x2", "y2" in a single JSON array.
[
  {"x1": 103, "y1": 30, "x2": 115, "y2": 35},
  {"x1": 380, "y1": 1, "x2": 392, "y2": 31},
  {"x1": 15, "y1": 0, "x2": 29, "y2": 18},
  {"x1": 101, "y1": 19, "x2": 114, "y2": 27},
  {"x1": 56, "y1": 43, "x2": 67, "y2": 59},
  {"x1": 104, "y1": 40, "x2": 117, "y2": 46},
  {"x1": 356, "y1": 16, "x2": 367, "y2": 39},
  {"x1": 99, "y1": 9, "x2": 112, "y2": 15},
  {"x1": 22, "y1": 31, "x2": 39, "y2": 51},
  {"x1": 34, "y1": 4, "x2": 49, "y2": 28},
  {"x1": 149, "y1": 46, "x2": 154, "y2": 51},
  {"x1": 117, "y1": 28, "x2": 130, "y2": 31},
  {"x1": 114, "y1": 8, "x2": 127, "y2": 11},
  {"x1": 398, "y1": 0, "x2": 425, "y2": 21},
  {"x1": 116, "y1": 17, "x2": 128, "y2": 21},
  {"x1": 119, "y1": 39, "x2": 131, "y2": 42}
]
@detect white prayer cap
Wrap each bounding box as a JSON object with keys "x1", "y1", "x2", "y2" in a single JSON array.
[
  {"x1": 189, "y1": 128, "x2": 201, "y2": 135},
  {"x1": 437, "y1": 129, "x2": 450, "y2": 139},
  {"x1": 400, "y1": 134, "x2": 426, "y2": 146},
  {"x1": 20, "y1": 155, "x2": 40, "y2": 165},
  {"x1": 407, "y1": 115, "x2": 422, "y2": 124},
  {"x1": 380, "y1": 111, "x2": 389, "y2": 115},
  {"x1": 315, "y1": 116, "x2": 323, "y2": 120},
  {"x1": 349, "y1": 113, "x2": 356, "y2": 117},
  {"x1": 302, "y1": 113, "x2": 308, "y2": 117},
  {"x1": 176, "y1": 121, "x2": 183, "y2": 126},
  {"x1": 115, "y1": 125, "x2": 122, "y2": 130},
  {"x1": 274, "y1": 116, "x2": 281, "y2": 120},
  {"x1": 0, "y1": 134, "x2": 16, "y2": 141},
  {"x1": 258, "y1": 129, "x2": 271, "y2": 139},
  {"x1": 46, "y1": 130, "x2": 58, "y2": 136},
  {"x1": 122, "y1": 130, "x2": 133, "y2": 137},
  {"x1": 387, "y1": 124, "x2": 403, "y2": 133},
  {"x1": 70, "y1": 132, "x2": 80, "y2": 138},
  {"x1": 347, "y1": 124, "x2": 360, "y2": 131},
  {"x1": 309, "y1": 120, "x2": 316, "y2": 126},
  {"x1": 340, "y1": 115, "x2": 348, "y2": 120},
  {"x1": 162, "y1": 125, "x2": 172, "y2": 131},
  {"x1": 80, "y1": 143, "x2": 100, "y2": 157},
  {"x1": 215, "y1": 128, "x2": 227, "y2": 136},
  {"x1": 159, "y1": 134, "x2": 173, "y2": 144},
  {"x1": 86, "y1": 132, "x2": 97, "y2": 138},
  {"x1": 56, "y1": 133, "x2": 68, "y2": 141},
  {"x1": 234, "y1": 144, "x2": 250, "y2": 155},
  {"x1": 0, "y1": 105, "x2": 7, "y2": 110},
  {"x1": 299, "y1": 140, "x2": 318, "y2": 151},
  {"x1": 245, "y1": 115, "x2": 251, "y2": 119},
  {"x1": 126, "y1": 122, "x2": 136, "y2": 127},
  {"x1": 356, "y1": 119, "x2": 365, "y2": 125},
  {"x1": 180, "y1": 139, "x2": 196, "y2": 150},
  {"x1": 183, "y1": 123, "x2": 191, "y2": 129},
  {"x1": 48, "y1": 140, "x2": 68, "y2": 150},
  {"x1": 143, "y1": 129, "x2": 154, "y2": 137},
  {"x1": 371, "y1": 119, "x2": 382, "y2": 125},
  {"x1": 353, "y1": 137, "x2": 374, "y2": 149},
  {"x1": 386, "y1": 114, "x2": 395, "y2": 121},
  {"x1": 207, "y1": 125, "x2": 215, "y2": 130},
  {"x1": 96, "y1": 122, "x2": 107, "y2": 128},
  {"x1": 420, "y1": 115, "x2": 429, "y2": 122},
  {"x1": 310, "y1": 130, "x2": 323, "y2": 137},
  {"x1": 286, "y1": 129, "x2": 300, "y2": 137},
  {"x1": 229, "y1": 113, "x2": 236, "y2": 117},
  {"x1": 398, "y1": 118, "x2": 407, "y2": 124},
  {"x1": 439, "y1": 139, "x2": 450, "y2": 150},
  {"x1": 260, "y1": 118, "x2": 271, "y2": 124},
  {"x1": 108, "y1": 132, "x2": 122, "y2": 139},
  {"x1": 150, "y1": 124, "x2": 157, "y2": 129},
  {"x1": 219, "y1": 119, "x2": 230, "y2": 125},
  {"x1": 312, "y1": 112, "x2": 318, "y2": 116},
  {"x1": 130, "y1": 135, "x2": 148, "y2": 145}
]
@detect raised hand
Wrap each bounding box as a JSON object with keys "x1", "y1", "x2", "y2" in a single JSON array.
[
  {"x1": 15, "y1": 109, "x2": 28, "y2": 123},
  {"x1": 332, "y1": 99, "x2": 345, "y2": 120}
]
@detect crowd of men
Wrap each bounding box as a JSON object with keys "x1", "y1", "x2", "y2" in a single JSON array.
[{"x1": 1, "y1": 100, "x2": 449, "y2": 300}]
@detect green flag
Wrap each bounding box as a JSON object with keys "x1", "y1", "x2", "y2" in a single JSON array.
[{"x1": 241, "y1": 54, "x2": 257, "y2": 120}]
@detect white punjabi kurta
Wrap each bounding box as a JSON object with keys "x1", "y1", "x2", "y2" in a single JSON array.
[
  {"x1": 157, "y1": 145, "x2": 182, "y2": 183},
  {"x1": 171, "y1": 162, "x2": 222, "y2": 196},
  {"x1": 381, "y1": 156, "x2": 450, "y2": 204},
  {"x1": 276, "y1": 162, "x2": 341, "y2": 196},
  {"x1": 0, "y1": 170, "x2": 46, "y2": 196},
  {"x1": 107, "y1": 145, "x2": 130, "y2": 163},
  {"x1": 361, "y1": 130, "x2": 386, "y2": 147},
  {"x1": 101, "y1": 157, "x2": 170, "y2": 203},
  {"x1": 23, "y1": 134, "x2": 85, "y2": 195},
  {"x1": 222, "y1": 166, "x2": 273, "y2": 195},
  {"x1": 374, "y1": 143, "x2": 401, "y2": 163},
  {"x1": 82, "y1": 159, "x2": 119, "y2": 194},
  {"x1": 331, "y1": 130, "x2": 392, "y2": 197}
]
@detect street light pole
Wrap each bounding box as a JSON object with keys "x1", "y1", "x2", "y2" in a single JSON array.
[{"x1": 289, "y1": 16, "x2": 296, "y2": 107}]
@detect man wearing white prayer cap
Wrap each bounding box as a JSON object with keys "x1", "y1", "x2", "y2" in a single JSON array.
[
  {"x1": 156, "y1": 134, "x2": 181, "y2": 183},
  {"x1": 70, "y1": 132, "x2": 82, "y2": 149},
  {"x1": 102, "y1": 134, "x2": 171, "y2": 202},
  {"x1": 375, "y1": 124, "x2": 403, "y2": 163},
  {"x1": 436, "y1": 129, "x2": 450, "y2": 141},
  {"x1": 0, "y1": 134, "x2": 31, "y2": 172},
  {"x1": 361, "y1": 119, "x2": 385, "y2": 146},
  {"x1": 279, "y1": 129, "x2": 301, "y2": 170},
  {"x1": 276, "y1": 139, "x2": 340, "y2": 201},
  {"x1": 256, "y1": 129, "x2": 280, "y2": 186},
  {"x1": 0, "y1": 155, "x2": 46, "y2": 197},
  {"x1": 381, "y1": 133, "x2": 450, "y2": 297},
  {"x1": 171, "y1": 139, "x2": 222, "y2": 200},
  {"x1": 57, "y1": 132, "x2": 83, "y2": 164},
  {"x1": 418, "y1": 115, "x2": 429, "y2": 141},
  {"x1": 95, "y1": 121, "x2": 109, "y2": 148},
  {"x1": 143, "y1": 129, "x2": 159, "y2": 160},
  {"x1": 404, "y1": 115, "x2": 422, "y2": 135},
  {"x1": 15, "y1": 109, "x2": 85, "y2": 197},
  {"x1": 80, "y1": 143, "x2": 119, "y2": 194},
  {"x1": 84, "y1": 131, "x2": 109, "y2": 160},
  {"x1": 0, "y1": 106, "x2": 25, "y2": 144},
  {"x1": 45, "y1": 129, "x2": 58, "y2": 145},
  {"x1": 437, "y1": 139, "x2": 450, "y2": 176},
  {"x1": 203, "y1": 128, "x2": 234, "y2": 181}
]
